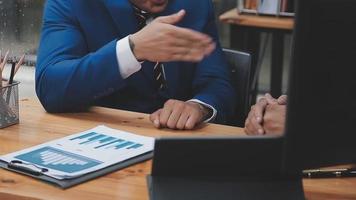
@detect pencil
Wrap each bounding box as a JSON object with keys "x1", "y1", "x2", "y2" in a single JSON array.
[
  {"x1": 0, "y1": 50, "x2": 9, "y2": 72},
  {"x1": 0, "y1": 50, "x2": 10, "y2": 88},
  {"x1": 13, "y1": 54, "x2": 25, "y2": 78}
]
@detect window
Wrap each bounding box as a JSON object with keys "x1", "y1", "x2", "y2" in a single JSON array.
[{"x1": 0, "y1": 0, "x2": 44, "y2": 65}]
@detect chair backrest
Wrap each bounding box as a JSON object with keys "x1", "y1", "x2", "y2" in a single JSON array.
[{"x1": 223, "y1": 48, "x2": 252, "y2": 127}]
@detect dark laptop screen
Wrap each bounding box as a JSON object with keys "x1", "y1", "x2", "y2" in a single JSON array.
[{"x1": 284, "y1": 0, "x2": 356, "y2": 171}]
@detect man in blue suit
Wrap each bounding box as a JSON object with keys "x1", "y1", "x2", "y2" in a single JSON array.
[{"x1": 36, "y1": 0, "x2": 235, "y2": 130}]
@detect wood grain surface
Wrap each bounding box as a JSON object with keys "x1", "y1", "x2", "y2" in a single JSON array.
[{"x1": 1, "y1": 99, "x2": 355, "y2": 200}]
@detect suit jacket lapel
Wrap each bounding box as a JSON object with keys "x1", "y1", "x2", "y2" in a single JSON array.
[{"x1": 103, "y1": 0, "x2": 138, "y2": 38}]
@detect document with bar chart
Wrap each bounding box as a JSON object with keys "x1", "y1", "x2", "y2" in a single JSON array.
[{"x1": 0, "y1": 126, "x2": 154, "y2": 180}]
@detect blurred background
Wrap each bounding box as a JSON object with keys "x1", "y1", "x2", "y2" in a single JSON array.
[
  {"x1": 0, "y1": 0, "x2": 291, "y2": 98},
  {"x1": 0, "y1": 0, "x2": 43, "y2": 97}
]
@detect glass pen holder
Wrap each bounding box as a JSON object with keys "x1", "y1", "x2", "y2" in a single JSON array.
[{"x1": 0, "y1": 80, "x2": 20, "y2": 128}]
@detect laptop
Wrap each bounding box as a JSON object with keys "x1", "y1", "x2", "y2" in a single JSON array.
[{"x1": 147, "y1": 137, "x2": 304, "y2": 200}]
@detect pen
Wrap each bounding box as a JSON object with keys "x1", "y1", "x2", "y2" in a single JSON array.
[
  {"x1": 303, "y1": 168, "x2": 356, "y2": 178},
  {"x1": 8, "y1": 62, "x2": 16, "y2": 85},
  {"x1": 8, "y1": 54, "x2": 25, "y2": 85},
  {"x1": 5, "y1": 62, "x2": 17, "y2": 106}
]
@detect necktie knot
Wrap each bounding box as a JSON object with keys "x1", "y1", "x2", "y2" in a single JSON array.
[{"x1": 132, "y1": 5, "x2": 153, "y2": 29}]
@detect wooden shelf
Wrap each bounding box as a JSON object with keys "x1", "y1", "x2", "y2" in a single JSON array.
[{"x1": 219, "y1": 8, "x2": 294, "y2": 30}]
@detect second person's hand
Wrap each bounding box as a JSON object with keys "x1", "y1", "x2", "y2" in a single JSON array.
[{"x1": 244, "y1": 94, "x2": 288, "y2": 136}]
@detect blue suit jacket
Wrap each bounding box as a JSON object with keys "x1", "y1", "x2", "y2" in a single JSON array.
[{"x1": 36, "y1": 0, "x2": 236, "y2": 124}]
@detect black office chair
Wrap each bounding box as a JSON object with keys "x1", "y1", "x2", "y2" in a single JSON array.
[{"x1": 223, "y1": 48, "x2": 252, "y2": 127}]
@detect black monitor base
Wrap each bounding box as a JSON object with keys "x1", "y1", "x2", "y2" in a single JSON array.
[{"x1": 147, "y1": 176, "x2": 305, "y2": 200}]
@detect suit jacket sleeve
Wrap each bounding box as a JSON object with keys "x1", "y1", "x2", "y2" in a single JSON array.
[
  {"x1": 36, "y1": 0, "x2": 125, "y2": 112},
  {"x1": 192, "y1": 0, "x2": 236, "y2": 124}
]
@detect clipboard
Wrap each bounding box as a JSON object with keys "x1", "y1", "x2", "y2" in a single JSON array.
[
  {"x1": 0, "y1": 152, "x2": 153, "y2": 189},
  {"x1": 0, "y1": 125, "x2": 154, "y2": 189}
]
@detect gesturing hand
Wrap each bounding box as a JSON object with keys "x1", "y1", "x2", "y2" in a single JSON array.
[
  {"x1": 149, "y1": 100, "x2": 209, "y2": 130},
  {"x1": 130, "y1": 10, "x2": 216, "y2": 63}
]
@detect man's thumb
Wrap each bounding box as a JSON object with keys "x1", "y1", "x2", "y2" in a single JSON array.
[
  {"x1": 150, "y1": 109, "x2": 162, "y2": 128},
  {"x1": 155, "y1": 10, "x2": 185, "y2": 24}
]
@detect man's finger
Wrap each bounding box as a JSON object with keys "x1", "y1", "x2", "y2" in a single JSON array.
[
  {"x1": 185, "y1": 113, "x2": 199, "y2": 130},
  {"x1": 177, "y1": 111, "x2": 190, "y2": 130},
  {"x1": 173, "y1": 31, "x2": 213, "y2": 46},
  {"x1": 244, "y1": 116, "x2": 254, "y2": 135},
  {"x1": 173, "y1": 28, "x2": 212, "y2": 44},
  {"x1": 156, "y1": 39, "x2": 213, "y2": 62},
  {"x1": 245, "y1": 113, "x2": 264, "y2": 135},
  {"x1": 277, "y1": 95, "x2": 288, "y2": 105},
  {"x1": 165, "y1": 45, "x2": 205, "y2": 60},
  {"x1": 253, "y1": 98, "x2": 268, "y2": 123},
  {"x1": 185, "y1": 41, "x2": 215, "y2": 57},
  {"x1": 169, "y1": 37, "x2": 212, "y2": 51},
  {"x1": 250, "y1": 114, "x2": 265, "y2": 135},
  {"x1": 155, "y1": 10, "x2": 185, "y2": 25},
  {"x1": 265, "y1": 93, "x2": 278, "y2": 104},
  {"x1": 159, "y1": 100, "x2": 175, "y2": 127},
  {"x1": 178, "y1": 51, "x2": 205, "y2": 62},
  {"x1": 203, "y1": 42, "x2": 216, "y2": 56},
  {"x1": 167, "y1": 103, "x2": 184, "y2": 129}
]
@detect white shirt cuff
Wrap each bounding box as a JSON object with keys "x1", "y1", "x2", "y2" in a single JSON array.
[
  {"x1": 116, "y1": 36, "x2": 142, "y2": 79},
  {"x1": 187, "y1": 99, "x2": 217, "y2": 123}
]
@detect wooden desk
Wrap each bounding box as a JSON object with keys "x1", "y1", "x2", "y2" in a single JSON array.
[
  {"x1": 1, "y1": 99, "x2": 356, "y2": 200},
  {"x1": 220, "y1": 8, "x2": 294, "y2": 99}
]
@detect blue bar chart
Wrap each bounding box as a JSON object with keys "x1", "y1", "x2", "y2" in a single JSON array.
[
  {"x1": 70, "y1": 132, "x2": 144, "y2": 150},
  {"x1": 15, "y1": 147, "x2": 102, "y2": 173}
]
